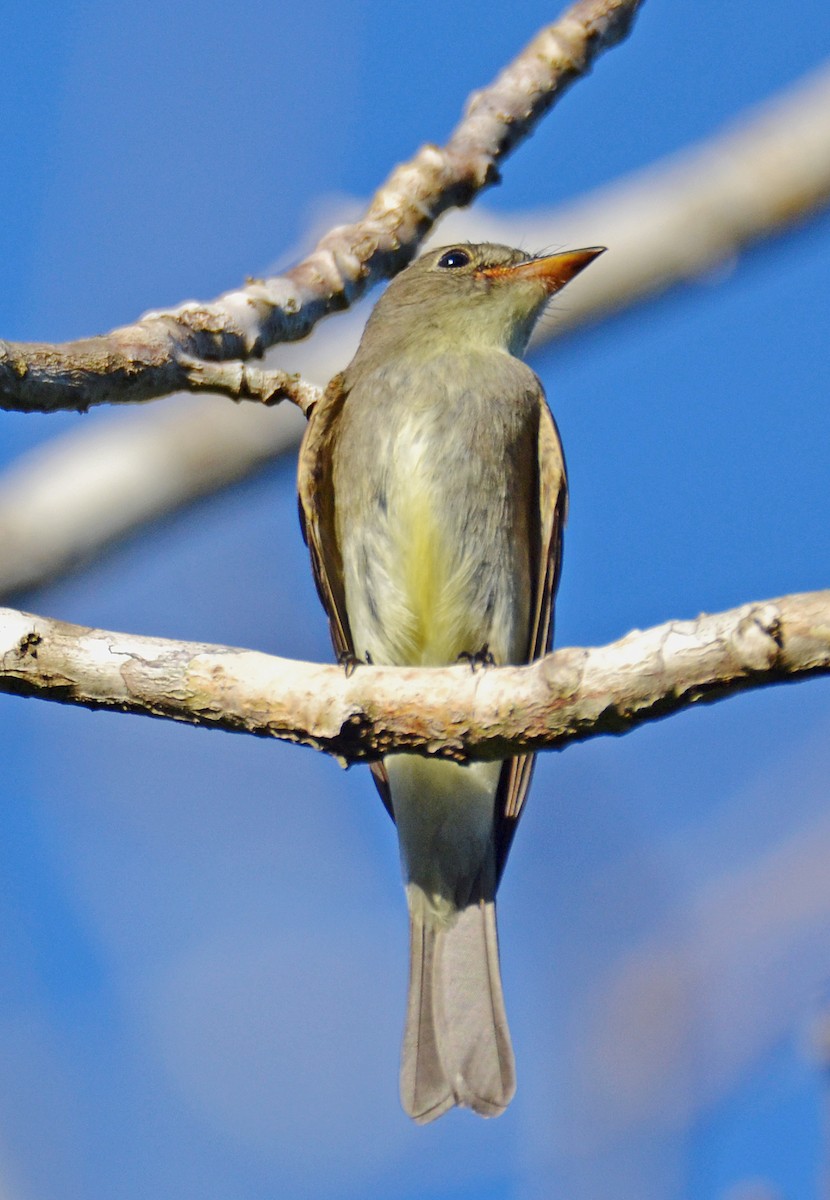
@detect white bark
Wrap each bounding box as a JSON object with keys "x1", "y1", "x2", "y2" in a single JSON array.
[{"x1": 1, "y1": 592, "x2": 826, "y2": 761}]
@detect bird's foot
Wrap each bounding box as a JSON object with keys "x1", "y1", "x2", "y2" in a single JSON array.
[
  {"x1": 457, "y1": 643, "x2": 496, "y2": 673},
  {"x1": 338, "y1": 649, "x2": 373, "y2": 677}
]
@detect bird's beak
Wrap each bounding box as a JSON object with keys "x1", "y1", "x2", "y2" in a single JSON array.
[{"x1": 480, "y1": 246, "x2": 606, "y2": 293}]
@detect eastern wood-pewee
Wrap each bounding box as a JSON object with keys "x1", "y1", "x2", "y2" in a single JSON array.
[{"x1": 298, "y1": 242, "x2": 604, "y2": 1122}]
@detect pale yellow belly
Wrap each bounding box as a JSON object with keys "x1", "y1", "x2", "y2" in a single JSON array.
[
  {"x1": 337, "y1": 396, "x2": 531, "y2": 673},
  {"x1": 383, "y1": 480, "x2": 484, "y2": 666}
]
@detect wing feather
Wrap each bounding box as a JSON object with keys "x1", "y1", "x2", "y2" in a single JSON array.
[
  {"x1": 494, "y1": 395, "x2": 567, "y2": 880},
  {"x1": 297, "y1": 374, "x2": 352, "y2": 659},
  {"x1": 297, "y1": 374, "x2": 394, "y2": 816}
]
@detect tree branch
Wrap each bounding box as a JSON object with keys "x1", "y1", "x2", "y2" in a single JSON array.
[
  {"x1": 0, "y1": 0, "x2": 642, "y2": 416},
  {"x1": 1, "y1": 592, "x2": 826, "y2": 761}
]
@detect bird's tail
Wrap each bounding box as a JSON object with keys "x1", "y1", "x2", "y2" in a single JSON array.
[{"x1": 400, "y1": 897, "x2": 516, "y2": 1123}]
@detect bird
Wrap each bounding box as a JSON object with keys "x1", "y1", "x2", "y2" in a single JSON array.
[{"x1": 297, "y1": 241, "x2": 604, "y2": 1122}]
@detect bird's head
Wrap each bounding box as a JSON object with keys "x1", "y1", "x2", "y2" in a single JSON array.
[{"x1": 355, "y1": 242, "x2": 605, "y2": 365}]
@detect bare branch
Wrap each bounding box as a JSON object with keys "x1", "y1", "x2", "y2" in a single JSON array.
[
  {"x1": 1, "y1": 60, "x2": 828, "y2": 600},
  {"x1": 0, "y1": 0, "x2": 642, "y2": 417},
  {"x1": 1, "y1": 592, "x2": 826, "y2": 761},
  {"x1": 179, "y1": 358, "x2": 322, "y2": 415}
]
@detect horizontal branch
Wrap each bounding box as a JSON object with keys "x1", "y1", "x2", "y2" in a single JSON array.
[
  {"x1": 0, "y1": 0, "x2": 641, "y2": 415},
  {"x1": 1, "y1": 592, "x2": 826, "y2": 761}
]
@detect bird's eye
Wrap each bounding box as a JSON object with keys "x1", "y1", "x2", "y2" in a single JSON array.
[{"x1": 436, "y1": 249, "x2": 471, "y2": 269}]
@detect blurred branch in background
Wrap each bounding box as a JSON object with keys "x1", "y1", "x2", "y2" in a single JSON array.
[
  {"x1": 0, "y1": 591, "x2": 827, "y2": 757},
  {"x1": 0, "y1": 0, "x2": 642, "y2": 417},
  {"x1": 1, "y1": 61, "x2": 829, "y2": 598},
  {"x1": 0, "y1": 399, "x2": 309, "y2": 596}
]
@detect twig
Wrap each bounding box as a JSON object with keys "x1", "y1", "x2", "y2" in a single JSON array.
[
  {"x1": 0, "y1": 591, "x2": 826, "y2": 760},
  {"x1": 179, "y1": 358, "x2": 322, "y2": 415}
]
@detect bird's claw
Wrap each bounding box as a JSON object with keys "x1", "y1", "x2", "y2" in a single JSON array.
[
  {"x1": 457, "y1": 643, "x2": 496, "y2": 673},
  {"x1": 338, "y1": 649, "x2": 373, "y2": 677}
]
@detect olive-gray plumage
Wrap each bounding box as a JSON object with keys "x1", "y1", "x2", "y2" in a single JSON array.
[{"x1": 298, "y1": 241, "x2": 603, "y2": 1122}]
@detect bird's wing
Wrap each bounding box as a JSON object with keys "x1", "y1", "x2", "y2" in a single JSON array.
[
  {"x1": 297, "y1": 373, "x2": 353, "y2": 660},
  {"x1": 494, "y1": 394, "x2": 568, "y2": 880},
  {"x1": 297, "y1": 373, "x2": 394, "y2": 816}
]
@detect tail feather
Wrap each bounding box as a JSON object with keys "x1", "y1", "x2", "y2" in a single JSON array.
[
  {"x1": 401, "y1": 918, "x2": 455, "y2": 1123},
  {"x1": 401, "y1": 899, "x2": 516, "y2": 1123}
]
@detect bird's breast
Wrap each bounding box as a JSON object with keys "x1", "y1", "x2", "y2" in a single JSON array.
[{"x1": 333, "y1": 355, "x2": 538, "y2": 669}]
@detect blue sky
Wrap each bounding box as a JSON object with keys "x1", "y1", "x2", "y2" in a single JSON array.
[{"x1": 1, "y1": 3, "x2": 829, "y2": 1198}]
